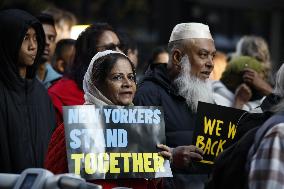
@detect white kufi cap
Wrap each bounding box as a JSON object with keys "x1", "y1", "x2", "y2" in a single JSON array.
[{"x1": 169, "y1": 23, "x2": 213, "y2": 42}]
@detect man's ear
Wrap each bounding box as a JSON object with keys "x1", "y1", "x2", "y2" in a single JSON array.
[{"x1": 172, "y1": 49, "x2": 183, "y2": 68}]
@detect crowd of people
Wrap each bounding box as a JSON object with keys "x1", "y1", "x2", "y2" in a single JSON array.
[{"x1": 0, "y1": 8, "x2": 284, "y2": 189}]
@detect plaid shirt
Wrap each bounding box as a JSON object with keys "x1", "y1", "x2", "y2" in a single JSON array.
[{"x1": 249, "y1": 123, "x2": 284, "y2": 189}]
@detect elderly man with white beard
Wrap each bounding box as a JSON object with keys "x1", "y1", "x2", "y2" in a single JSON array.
[{"x1": 134, "y1": 23, "x2": 216, "y2": 189}]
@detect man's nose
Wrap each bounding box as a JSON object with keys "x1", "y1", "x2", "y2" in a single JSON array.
[
  {"x1": 206, "y1": 56, "x2": 214, "y2": 68},
  {"x1": 45, "y1": 36, "x2": 50, "y2": 46}
]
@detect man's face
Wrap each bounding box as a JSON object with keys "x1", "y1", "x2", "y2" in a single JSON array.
[
  {"x1": 184, "y1": 38, "x2": 216, "y2": 80},
  {"x1": 42, "y1": 23, "x2": 57, "y2": 62},
  {"x1": 173, "y1": 55, "x2": 214, "y2": 112},
  {"x1": 18, "y1": 27, "x2": 38, "y2": 67}
]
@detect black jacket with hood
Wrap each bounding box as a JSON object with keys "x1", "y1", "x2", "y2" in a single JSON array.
[
  {"x1": 134, "y1": 64, "x2": 208, "y2": 189},
  {"x1": 0, "y1": 9, "x2": 56, "y2": 173},
  {"x1": 134, "y1": 63, "x2": 196, "y2": 148}
]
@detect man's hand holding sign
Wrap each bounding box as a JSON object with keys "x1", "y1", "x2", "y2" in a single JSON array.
[
  {"x1": 158, "y1": 102, "x2": 245, "y2": 173},
  {"x1": 158, "y1": 144, "x2": 204, "y2": 169}
]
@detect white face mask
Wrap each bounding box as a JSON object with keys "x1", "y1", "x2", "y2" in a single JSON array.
[{"x1": 173, "y1": 55, "x2": 213, "y2": 112}]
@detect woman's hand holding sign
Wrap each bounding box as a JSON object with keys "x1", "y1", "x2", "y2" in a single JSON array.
[
  {"x1": 157, "y1": 144, "x2": 204, "y2": 169},
  {"x1": 157, "y1": 144, "x2": 173, "y2": 159}
]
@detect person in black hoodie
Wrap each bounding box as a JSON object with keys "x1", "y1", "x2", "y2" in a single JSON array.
[{"x1": 0, "y1": 9, "x2": 56, "y2": 173}]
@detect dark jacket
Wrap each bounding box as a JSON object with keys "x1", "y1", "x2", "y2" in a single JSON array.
[
  {"x1": 206, "y1": 93, "x2": 282, "y2": 189},
  {"x1": 235, "y1": 93, "x2": 281, "y2": 142},
  {"x1": 134, "y1": 63, "x2": 196, "y2": 148},
  {"x1": 0, "y1": 9, "x2": 56, "y2": 173},
  {"x1": 134, "y1": 64, "x2": 207, "y2": 189}
]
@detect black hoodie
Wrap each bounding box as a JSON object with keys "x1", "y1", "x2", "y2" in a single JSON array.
[{"x1": 0, "y1": 9, "x2": 56, "y2": 173}]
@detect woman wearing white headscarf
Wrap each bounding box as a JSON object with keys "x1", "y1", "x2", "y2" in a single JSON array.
[
  {"x1": 45, "y1": 50, "x2": 161, "y2": 189},
  {"x1": 83, "y1": 50, "x2": 136, "y2": 106}
]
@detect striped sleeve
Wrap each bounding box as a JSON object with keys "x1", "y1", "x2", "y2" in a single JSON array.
[{"x1": 249, "y1": 123, "x2": 284, "y2": 189}]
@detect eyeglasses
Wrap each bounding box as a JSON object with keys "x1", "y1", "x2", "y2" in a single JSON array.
[{"x1": 96, "y1": 43, "x2": 122, "y2": 51}]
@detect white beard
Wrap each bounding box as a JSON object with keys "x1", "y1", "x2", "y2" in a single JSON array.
[{"x1": 173, "y1": 56, "x2": 214, "y2": 113}]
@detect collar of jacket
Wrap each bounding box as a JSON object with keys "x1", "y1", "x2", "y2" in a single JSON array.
[{"x1": 140, "y1": 63, "x2": 185, "y2": 100}]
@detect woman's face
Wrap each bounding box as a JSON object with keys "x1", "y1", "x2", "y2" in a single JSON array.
[
  {"x1": 96, "y1": 30, "x2": 121, "y2": 52},
  {"x1": 18, "y1": 27, "x2": 38, "y2": 67},
  {"x1": 101, "y1": 58, "x2": 136, "y2": 106}
]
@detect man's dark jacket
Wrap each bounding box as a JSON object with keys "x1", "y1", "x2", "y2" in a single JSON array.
[
  {"x1": 134, "y1": 63, "x2": 196, "y2": 148},
  {"x1": 134, "y1": 63, "x2": 208, "y2": 189}
]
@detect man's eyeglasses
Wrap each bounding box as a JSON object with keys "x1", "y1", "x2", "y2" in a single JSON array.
[{"x1": 96, "y1": 43, "x2": 123, "y2": 51}]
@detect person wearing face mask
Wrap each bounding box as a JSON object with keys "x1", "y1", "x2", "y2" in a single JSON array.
[
  {"x1": 0, "y1": 9, "x2": 56, "y2": 173},
  {"x1": 134, "y1": 23, "x2": 217, "y2": 189}
]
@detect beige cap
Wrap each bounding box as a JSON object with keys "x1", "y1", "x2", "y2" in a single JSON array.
[{"x1": 169, "y1": 23, "x2": 213, "y2": 42}]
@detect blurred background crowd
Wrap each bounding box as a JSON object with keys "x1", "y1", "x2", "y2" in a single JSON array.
[{"x1": 1, "y1": 0, "x2": 283, "y2": 75}]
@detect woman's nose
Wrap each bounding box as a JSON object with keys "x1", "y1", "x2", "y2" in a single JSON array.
[
  {"x1": 122, "y1": 78, "x2": 132, "y2": 87},
  {"x1": 29, "y1": 39, "x2": 37, "y2": 50}
]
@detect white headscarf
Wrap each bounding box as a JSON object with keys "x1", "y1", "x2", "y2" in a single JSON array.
[{"x1": 83, "y1": 50, "x2": 128, "y2": 106}]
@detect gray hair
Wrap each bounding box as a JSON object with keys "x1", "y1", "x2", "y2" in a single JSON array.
[
  {"x1": 168, "y1": 39, "x2": 194, "y2": 67},
  {"x1": 272, "y1": 99, "x2": 284, "y2": 113},
  {"x1": 273, "y1": 63, "x2": 284, "y2": 97},
  {"x1": 236, "y1": 36, "x2": 271, "y2": 66},
  {"x1": 236, "y1": 36, "x2": 271, "y2": 80}
]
